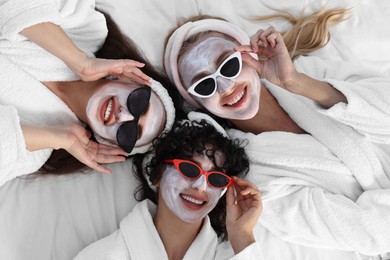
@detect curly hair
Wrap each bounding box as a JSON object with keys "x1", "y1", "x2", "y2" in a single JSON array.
[{"x1": 132, "y1": 120, "x2": 249, "y2": 241}]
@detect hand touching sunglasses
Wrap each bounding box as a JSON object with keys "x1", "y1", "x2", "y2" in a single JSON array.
[
  {"x1": 164, "y1": 159, "x2": 234, "y2": 188},
  {"x1": 187, "y1": 51, "x2": 242, "y2": 98}
]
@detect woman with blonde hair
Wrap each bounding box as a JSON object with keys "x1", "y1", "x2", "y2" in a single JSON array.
[{"x1": 164, "y1": 9, "x2": 390, "y2": 255}]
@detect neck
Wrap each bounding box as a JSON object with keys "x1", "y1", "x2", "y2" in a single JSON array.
[
  {"x1": 231, "y1": 86, "x2": 305, "y2": 134},
  {"x1": 43, "y1": 80, "x2": 102, "y2": 122},
  {"x1": 154, "y1": 202, "x2": 202, "y2": 260}
]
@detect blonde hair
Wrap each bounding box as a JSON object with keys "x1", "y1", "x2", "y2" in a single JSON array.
[
  {"x1": 170, "y1": 8, "x2": 350, "y2": 61},
  {"x1": 255, "y1": 8, "x2": 350, "y2": 59}
]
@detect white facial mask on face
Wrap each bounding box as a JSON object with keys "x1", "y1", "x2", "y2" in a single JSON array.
[
  {"x1": 180, "y1": 37, "x2": 238, "y2": 90},
  {"x1": 86, "y1": 82, "x2": 166, "y2": 147},
  {"x1": 86, "y1": 86, "x2": 131, "y2": 143},
  {"x1": 135, "y1": 94, "x2": 165, "y2": 146},
  {"x1": 180, "y1": 37, "x2": 261, "y2": 120},
  {"x1": 160, "y1": 165, "x2": 222, "y2": 223}
]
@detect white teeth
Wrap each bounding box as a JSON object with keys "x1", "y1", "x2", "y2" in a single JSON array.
[
  {"x1": 181, "y1": 195, "x2": 203, "y2": 205},
  {"x1": 104, "y1": 99, "x2": 113, "y2": 122},
  {"x1": 226, "y1": 89, "x2": 245, "y2": 106}
]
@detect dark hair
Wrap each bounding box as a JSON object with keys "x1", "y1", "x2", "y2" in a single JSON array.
[
  {"x1": 132, "y1": 120, "x2": 249, "y2": 240},
  {"x1": 38, "y1": 11, "x2": 184, "y2": 175}
]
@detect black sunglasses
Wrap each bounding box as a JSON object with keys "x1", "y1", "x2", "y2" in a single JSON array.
[{"x1": 116, "y1": 86, "x2": 151, "y2": 153}]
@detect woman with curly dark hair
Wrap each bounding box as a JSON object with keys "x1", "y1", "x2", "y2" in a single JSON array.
[{"x1": 75, "y1": 114, "x2": 263, "y2": 259}]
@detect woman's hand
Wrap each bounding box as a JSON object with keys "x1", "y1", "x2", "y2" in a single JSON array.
[
  {"x1": 22, "y1": 123, "x2": 128, "y2": 174},
  {"x1": 235, "y1": 27, "x2": 347, "y2": 107},
  {"x1": 20, "y1": 22, "x2": 151, "y2": 86},
  {"x1": 235, "y1": 26, "x2": 298, "y2": 91},
  {"x1": 226, "y1": 177, "x2": 263, "y2": 254},
  {"x1": 58, "y1": 124, "x2": 128, "y2": 174},
  {"x1": 73, "y1": 55, "x2": 152, "y2": 85}
]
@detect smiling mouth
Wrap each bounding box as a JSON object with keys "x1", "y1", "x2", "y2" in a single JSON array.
[
  {"x1": 101, "y1": 97, "x2": 115, "y2": 124},
  {"x1": 223, "y1": 85, "x2": 248, "y2": 108},
  {"x1": 180, "y1": 194, "x2": 206, "y2": 209}
]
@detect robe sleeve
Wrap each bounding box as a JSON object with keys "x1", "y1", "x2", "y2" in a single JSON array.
[
  {"x1": 0, "y1": 104, "x2": 52, "y2": 187},
  {"x1": 0, "y1": 0, "x2": 61, "y2": 42},
  {"x1": 294, "y1": 56, "x2": 390, "y2": 144},
  {"x1": 0, "y1": 105, "x2": 26, "y2": 186}
]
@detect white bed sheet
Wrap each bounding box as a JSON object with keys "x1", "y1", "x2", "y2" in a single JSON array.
[{"x1": 1, "y1": 0, "x2": 390, "y2": 259}]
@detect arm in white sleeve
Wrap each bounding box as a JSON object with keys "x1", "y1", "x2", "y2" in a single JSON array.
[
  {"x1": 0, "y1": 0, "x2": 61, "y2": 41},
  {"x1": 0, "y1": 105, "x2": 28, "y2": 186},
  {"x1": 294, "y1": 56, "x2": 390, "y2": 143}
]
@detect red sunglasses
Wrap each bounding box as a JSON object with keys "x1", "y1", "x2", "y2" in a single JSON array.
[{"x1": 164, "y1": 159, "x2": 234, "y2": 188}]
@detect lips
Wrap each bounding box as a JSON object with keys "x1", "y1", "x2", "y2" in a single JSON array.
[
  {"x1": 222, "y1": 83, "x2": 248, "y2": 108},
  {"x1": 180, "y1": 193, "x2": 207, "y2": 210},
  {"x1": 100, "y1": 96, "x2": 115, "y2": 124}
]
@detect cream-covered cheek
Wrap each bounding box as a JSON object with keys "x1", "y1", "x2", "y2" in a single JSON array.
[
  {"x1": 180, "y1": 37, "x2": 237, "y2": 90},
  {"x1": 160, "y1": 166, "x2": 221, "y2": 223},
  {"x1": 86, "y1": 86, "x2": 132, "y2": 144},
  {"x1": 135, "y1": 94, "x2": 165, "y2": 146}
]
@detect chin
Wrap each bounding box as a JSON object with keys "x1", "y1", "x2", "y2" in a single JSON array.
[{"x1": 214, "y1": 105, "x2": 259, "y2": 121}]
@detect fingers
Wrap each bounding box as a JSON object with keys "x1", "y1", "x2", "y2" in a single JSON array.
[
  {"x1": 234, "y1": 177, "x2": 260, "y2": 195},
  {"x1": 86, "y1": 142, "x2": 127, "y2": 164},
  {"x1": 68, "y1": 127, "x2": 127, "y2": 173},
  {"x1": 234, "y1": 44, "x2": 255, "y2": 53},
  {"x1": 91, "y1": 58, "x2": 152, "y2": 85},
  {"x1": 97, "y1": 143, "x2": 129, "y2": 156},
  {"x1": 251, "y1": 26, "x2": 282, "y2": 50},
  {"x1": 241, "y1": 54, "x2": 263, "y2": 75},
  {"x1": 234, "y1": 177, "x2": 262, "y2": 205},
  {"x1": 95, "y1": 154, "x2": 126, "y2": 164},
  {"x1": 73, "y1": 144, "x2": 113, "y2": 174},
  {"x1": 85, "y1": 159, "x2": 113, "y2": 174},
  {"x1": 121, "y1": 67, "x2": 152, "y2": 86},
  {"x1": 226, "y1": 186, "x2": 235, "y2": 206}
]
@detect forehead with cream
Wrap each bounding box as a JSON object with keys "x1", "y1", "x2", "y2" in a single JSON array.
[{"x1": 179, "y1": 37, "x2": 238, "y2": 89}]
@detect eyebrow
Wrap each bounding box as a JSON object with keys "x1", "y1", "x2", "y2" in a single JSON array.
[
  {"x1": 190, "y1": 50, "x2": 232, "y2": 85},
  {"x1": 191, "y1": 158, "x2": 225, "y2": 173}
]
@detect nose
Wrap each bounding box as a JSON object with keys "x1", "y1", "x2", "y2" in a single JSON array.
[
  {"x1": 191, "y1": 174, "x2": 208, "y2": 192},
  {"x1": 216, "y1": 76, "x2": 235, "y2": 94},
  {"x1": 117, "y1": 107, "x2": 134, "y2": 123}
]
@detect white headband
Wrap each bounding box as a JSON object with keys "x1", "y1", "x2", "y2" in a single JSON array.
[
  {"x1": 95, "y1": 79, "x2": 175, "y2": 156},
  {"x1": 164, "y1": 19, "x2": 255, "y2": 109}
]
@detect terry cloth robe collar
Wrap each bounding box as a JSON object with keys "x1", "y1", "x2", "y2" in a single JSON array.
[{"x1": 120, "y1": 200, "x2": 218, "y2": 260}]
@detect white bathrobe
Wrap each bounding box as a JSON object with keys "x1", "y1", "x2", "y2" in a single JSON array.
[
  {"x1": 227, "y1": 55, "x2": 390, "y2": 255},
  {"x1": 0, "y1": 0, "x2": 107, "y2": 81},
  {"x1": 74, "y1": 200, "x2": 263, "y2": 260},
  {"x1": 0, "y1": 0, "x2": 106, "y2": 186}
]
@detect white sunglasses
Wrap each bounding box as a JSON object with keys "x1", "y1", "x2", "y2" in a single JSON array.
[{"x1": 187, "y1": 51, "x2": 242, "y2": 98}]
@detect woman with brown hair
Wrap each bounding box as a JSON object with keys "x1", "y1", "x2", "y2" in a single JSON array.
[
  {"x1": 164, "y1": 9, "x2": 390, "y2": 255},
  {"x1": 0, "y1": 0, "x2": 179, "y2": 185}
]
